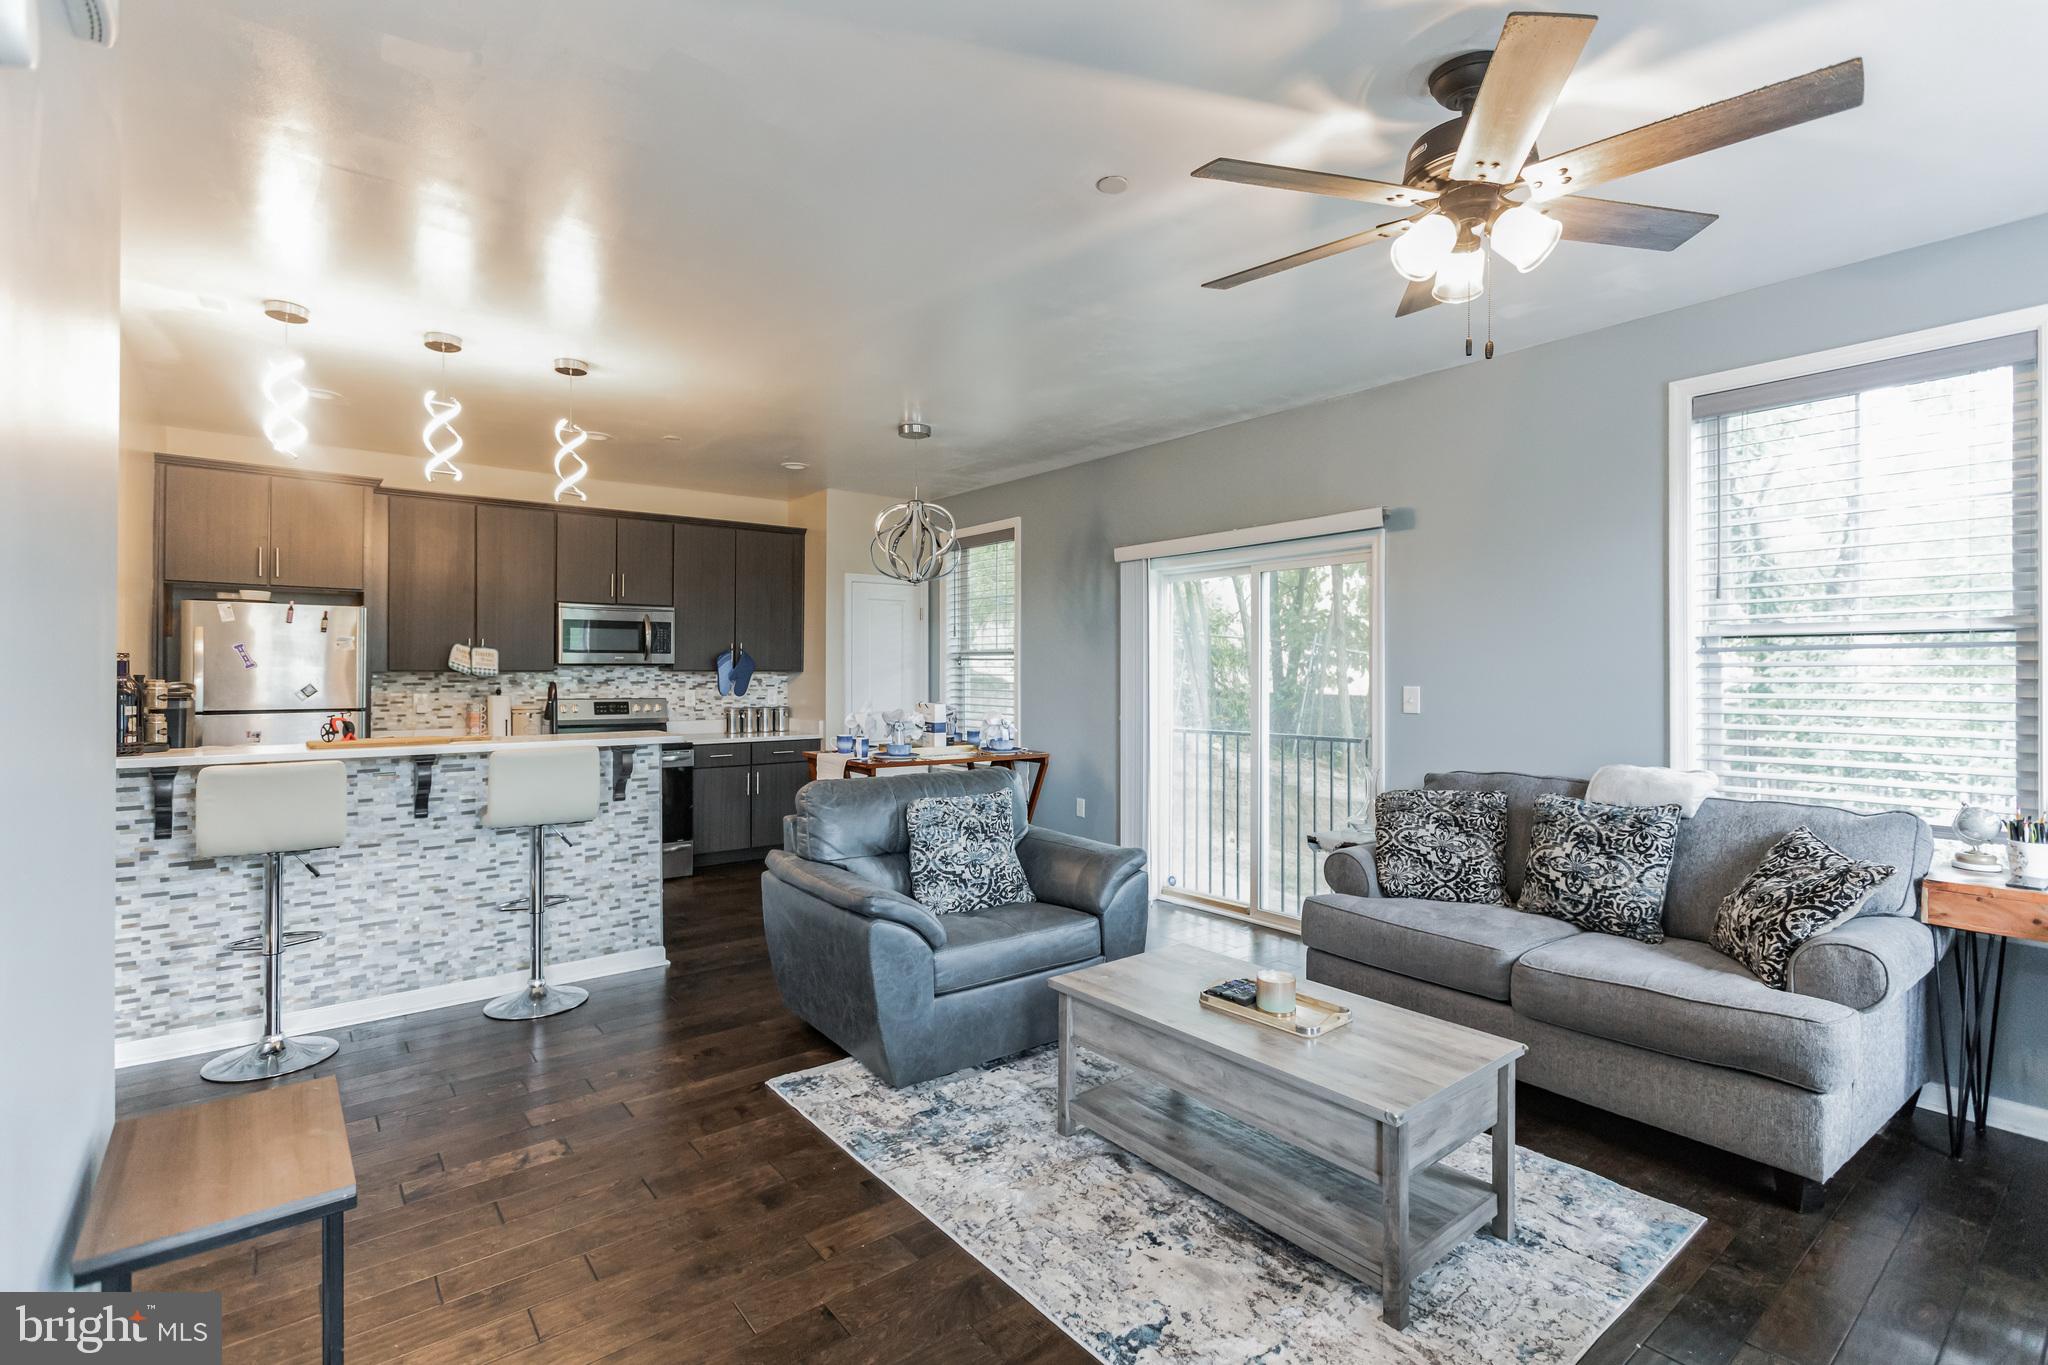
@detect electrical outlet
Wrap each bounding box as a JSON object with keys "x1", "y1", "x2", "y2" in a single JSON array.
[
  {"x1": 1402, "y1": 686, "x2": 1422, "y2": 715},
  {"x1": 1076, "y1": 797, "x2": 1087, "y2": 818}
]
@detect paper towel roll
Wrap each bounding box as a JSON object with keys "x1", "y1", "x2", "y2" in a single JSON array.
[{"x1": 486, "y1": 691, "x2": 512, "y2": 738}]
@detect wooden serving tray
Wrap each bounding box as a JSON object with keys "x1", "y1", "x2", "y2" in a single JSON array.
[
  {"x1": 304, "y1": 735, "x2": 457, "y2": 750},
  {"x1": 1199, "y1": 985, "x2": 1353, "y2": 1038}
]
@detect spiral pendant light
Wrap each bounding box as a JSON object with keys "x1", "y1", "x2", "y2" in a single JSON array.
[
  {"x1": 551, "y1": 358, "x2": 592, "y2": 502},
  {"x1": 259, "y1": 299, "x2": 310, "y2": 459},
  {"x1": 870, "y1": 420, "x2": 958, "y2": 584},
  {"x1": 420, "y1": 332, "x2": 465, "y2": 483}
]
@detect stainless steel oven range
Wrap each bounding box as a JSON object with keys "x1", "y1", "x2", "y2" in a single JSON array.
[{"x1": 550, "y1": 696, "x2": 694, "y2": 878}]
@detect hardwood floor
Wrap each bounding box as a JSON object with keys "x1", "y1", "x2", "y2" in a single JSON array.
[{"x1": 115, "y1": 863, "x2": 2048, "y2": 1365}]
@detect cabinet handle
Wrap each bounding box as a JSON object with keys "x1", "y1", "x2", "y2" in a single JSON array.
[
  {"x1": 258, "y1": 545, "x2": 265, "y2": 578},
  {"x1": 274, "y1": 546, "x2": 282, "y2": 579},
  {"x1": 609, "y1": 571, "x2": 616, "y2": 599},
  {"x1": 620, "y1": 571, "x2": 626, "y2": 599}
]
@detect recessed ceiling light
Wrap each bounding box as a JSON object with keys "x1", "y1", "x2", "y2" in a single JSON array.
[
  {"x1": 583, "y1": 430, "x2": 611, "y2": 442},
  {"x1": 1095, "y1": 175, "x2": 1130, "y2": 195},
  {"x1": 305, "y1": 386, "x2": 340, "y2": 401},
  {"x1": 661, "y1": 434, "x2": 682, "y2": 442},
  {"x1": 780, "y1": 460, "x2": 809, "y2": 471}
]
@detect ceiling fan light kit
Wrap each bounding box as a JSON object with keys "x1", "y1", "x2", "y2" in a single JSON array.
[{"x1": 1193, "y1": 10, "x2": 1864, "y2": 356}]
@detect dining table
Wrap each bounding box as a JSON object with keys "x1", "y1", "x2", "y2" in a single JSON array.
[{"x1": 805, "y1": 746, "x2": 1052, "y2": 819}]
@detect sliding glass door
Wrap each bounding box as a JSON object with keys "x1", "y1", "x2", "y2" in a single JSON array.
[{"x1": 1149, "y1": 536, "x2": 1379, "y2": 926}]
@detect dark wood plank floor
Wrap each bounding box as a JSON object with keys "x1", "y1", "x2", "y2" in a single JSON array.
[{"x1": 115, "y1": 862, "x2": 2048, "y2": 1365}]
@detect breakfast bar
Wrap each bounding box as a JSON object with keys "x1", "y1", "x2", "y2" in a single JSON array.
[{"x1": 111, "y1": 731, "x2": 677, "y2": 1064}]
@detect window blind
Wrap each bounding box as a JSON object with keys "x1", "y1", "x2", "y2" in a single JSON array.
[
  {"x1": 1687, "y1": 332, "x2": 2040, "y2": 824},
  {"x1": 943, "y1": 527, "x2": 1018, "y2": 726}
]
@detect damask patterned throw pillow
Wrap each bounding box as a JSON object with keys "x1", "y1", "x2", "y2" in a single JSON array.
[
  {"x1": 906, "y1": 793, "x2": 1035, "y2": 915},
  {"x1": 1372, "y1": 788, "x2": 1510, "y2": 905},
  {"x1": 1711, "y1": 827, "x2": 1894, "y2": 989},
  {"x1": 1519, "y1": 794, "x2": 1682, "y2": 943}
]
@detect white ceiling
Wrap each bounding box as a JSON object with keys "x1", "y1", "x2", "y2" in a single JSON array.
[{"x1": 118, "y1": 0, "x2": 2048, "y2": 499}]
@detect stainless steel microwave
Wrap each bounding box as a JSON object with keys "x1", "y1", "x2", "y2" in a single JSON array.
[{"x1": 557, "y1": 603, "x2": 676, "y2": 665}]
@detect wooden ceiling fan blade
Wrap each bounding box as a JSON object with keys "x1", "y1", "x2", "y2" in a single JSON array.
[
  {"x1": 1543, "y1": 196, "x2": 1718, "y2": 249},
  {"x1": 1395, "y1": 277, "x2": 1440, "y2": 317},
  {"x1": 1201, "y1": 217, "x2": 1419, "y2": 290},
  {"x1": 1520, "y1": 57, "x2": 1863, "y2": 201},
  {"x1": 1450, "y1": 11, "x2": 1598, "y2": 185},
  {"x1": 1192, "y1": 158, "x2": 1437, "y2": 209}
]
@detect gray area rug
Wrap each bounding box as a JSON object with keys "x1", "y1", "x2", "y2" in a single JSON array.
[{"x1": 770, "y1": 1046, "x2": 1702, "y2": 1365}]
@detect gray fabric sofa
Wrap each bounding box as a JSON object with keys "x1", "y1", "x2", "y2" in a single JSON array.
[
  {"x1": 1303, "y1": 771, "x2": 1937, "y2": 1206},
  {"x1": 761, "y1": 767, "x2": 1148, "y2": 1087}
]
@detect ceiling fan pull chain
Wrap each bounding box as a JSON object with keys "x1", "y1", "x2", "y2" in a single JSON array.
[
  {"x1": 1464, "y1": 294, "x2": 1473, "y2": 359},
  {"x1": 1485, "y1": 250, "x2": 1496, "y2": 360}
]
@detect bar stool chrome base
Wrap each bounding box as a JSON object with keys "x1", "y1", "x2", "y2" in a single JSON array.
[
  {"x1": 201, "y1": 1032, "x2": 340, "y2": 1084},
  {"x1": 483, "y1": 980, "x2": 588, "y2": 1021}
]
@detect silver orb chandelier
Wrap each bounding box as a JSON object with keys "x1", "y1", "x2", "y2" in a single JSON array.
[{"x1": 870, "y1": 420, "x2": 958, "y2": 584}]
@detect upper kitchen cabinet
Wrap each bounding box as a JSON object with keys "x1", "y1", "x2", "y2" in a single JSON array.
[
  {"x1": 555, "y1": 512, "x2": 616, "y2": 604},
  {"x1": 735, "y1": 528, "x2": 805, "y2": 672},
  {"x1": 555, "y1": 513, "x2": 673, "y2": 606},
  {"x1": 476, "y1": 502, "x2": 556, "y2": 672},
  {"x1": 161, "y1": 463, "x2": 272, "y2": 585},
  {"x1": 269, "y1": 477, "x2": 367, "y2": 590},
  {"x1": 159, "y1": 459, "x2": 370, "y2": 590},
  {"x1": 672, "y1": 523, "x2": 736, "y2": 672},
  {"x1": 616, "y1": 518, "x2": 672, "y2": 607},
  {"x1": 386, "y1": 495, "x2": 477, "y2": 672}
]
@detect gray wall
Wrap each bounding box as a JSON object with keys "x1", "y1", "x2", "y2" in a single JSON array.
[
  {"x1": 948, "y1": 211, "x2": 2048, "y2": 1115},
  {"x1": 0, "y1": 4, "x2": 122, "y2": 1289}
]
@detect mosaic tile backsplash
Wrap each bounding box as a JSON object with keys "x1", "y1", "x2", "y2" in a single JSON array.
[
  {"x1": 370, "y1": 668, "x2": 792, "y2": 732},
  {"x1": 112, "y1": 745, "x2": 665, "y2": 1044}
]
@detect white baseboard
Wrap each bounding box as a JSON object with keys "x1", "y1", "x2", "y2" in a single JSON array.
[
  {"x1": 114, "y1": 946, "x2": 670, "y2": 1068},
  {"x1": 1916, "y1": 1081, "x2": 2048, "y2": 1143}
]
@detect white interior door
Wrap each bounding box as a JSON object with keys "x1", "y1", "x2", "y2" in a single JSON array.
[{"x1": 844, "y1": 574, "x2": 927, "y2": 719}]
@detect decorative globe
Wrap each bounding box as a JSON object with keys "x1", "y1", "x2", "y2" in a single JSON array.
[{"x1": 1955, "y1": 805, "x2": 2002, "y2": 846}]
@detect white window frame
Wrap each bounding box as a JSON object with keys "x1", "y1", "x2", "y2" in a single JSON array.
[
  {"x1": 1139, "y1": 527, "x2": 1387, "y2": 931},
  {"x1": 938, "y1": 516, "x2": 1022, "y2": 731},
  {"x1": 1666, "y1": 303, "x2": 2048, "y2": 810}
]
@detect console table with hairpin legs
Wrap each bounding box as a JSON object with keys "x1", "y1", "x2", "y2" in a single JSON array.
[{"x1": 1921, "y1": 857, "x2": 2048, "y2": 1157}]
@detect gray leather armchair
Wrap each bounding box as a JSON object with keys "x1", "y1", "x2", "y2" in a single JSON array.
[{"x1": 762, "y1": 767, "x2": 1148, "y2": 1087}]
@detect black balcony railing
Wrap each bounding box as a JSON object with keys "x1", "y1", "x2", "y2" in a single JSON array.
[{"x1": 1161, "y1": 726, "x2": 1370, "y2": 914}]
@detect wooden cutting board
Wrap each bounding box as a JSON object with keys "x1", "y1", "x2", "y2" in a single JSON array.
[{"x1": 304, "y1": 734, "x2": 458, "y2": 750}]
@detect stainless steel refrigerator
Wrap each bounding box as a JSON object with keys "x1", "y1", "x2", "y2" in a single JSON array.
[{"x1": 178, "y1": 600, "x2": 368, "y2": 746}]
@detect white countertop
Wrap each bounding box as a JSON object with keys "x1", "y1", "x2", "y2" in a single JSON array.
[{"x1": 114, "y1": 729, "x2": 687, "y2": 772}]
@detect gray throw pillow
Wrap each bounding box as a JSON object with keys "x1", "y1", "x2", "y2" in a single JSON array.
[
  {"x1": 906, "y1": 793, "x2": 1035, "y2": 915},
  {"x1": 1372, "y1": 788, "x2": 1509, "y2": 906},
  {"x1": 1520, "y1": 793, "x2": 1682, "y2": 943},
  {"x1": 1712, "y1": 827, "x2": 1894, "y2": 989}
]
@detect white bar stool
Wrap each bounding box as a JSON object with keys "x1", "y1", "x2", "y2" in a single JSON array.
[
  {"x1": 482, "y1": 746, "x2": 599, "y2": 1020},
  {"x1": 193, "y1": 760, "x2": 348, "y2": 1083}
]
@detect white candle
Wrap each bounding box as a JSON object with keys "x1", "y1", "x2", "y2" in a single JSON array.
[{"x1": 1255, "y1": 969, "x2": 1297, "y2": 1015}]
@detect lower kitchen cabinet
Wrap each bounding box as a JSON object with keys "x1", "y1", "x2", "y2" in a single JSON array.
[
  {"x1": 693, "y1": 765, "x2": 753, "y2": 856},
  {"x1": 750, "y1": 761, "x2": 809, "y2": 846}
]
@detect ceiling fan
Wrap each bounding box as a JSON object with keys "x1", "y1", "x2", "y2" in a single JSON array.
[{"x1": 1192, "y1": 12, "x2": 1863, "y2": 354}]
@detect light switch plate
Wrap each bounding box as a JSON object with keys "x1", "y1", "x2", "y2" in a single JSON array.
[
  {"x1": 1402, "y1": 686, "x2": 1422, "y2": 715},
  {"x1": 1076, "y1": 797, "x2": 1086, "y2": 818}
]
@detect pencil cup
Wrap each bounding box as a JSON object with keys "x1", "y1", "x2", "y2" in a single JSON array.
[{"x1": 2007, "y1": 840, "x2": 2048, "y2": 887}]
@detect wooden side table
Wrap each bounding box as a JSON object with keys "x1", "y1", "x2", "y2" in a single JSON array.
[
  {"x1": 1921, "y1": 861, "x2": 2048, "y2": 1156},
  {"x1": 73, "y1": 1076, "x2": 357, "y2": 1364}
]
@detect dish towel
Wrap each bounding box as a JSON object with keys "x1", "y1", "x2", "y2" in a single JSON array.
[
  {"x1": 1586, "y1": 764, "x2": 1718, "y2": 817},
  {"x1": 814, "y1": 752, "x2": 851, "y2": 780}
]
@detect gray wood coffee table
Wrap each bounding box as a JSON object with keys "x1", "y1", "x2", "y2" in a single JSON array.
[{"x1": 1050, "y1": 943, "x2": 1525, "y2": 1328}]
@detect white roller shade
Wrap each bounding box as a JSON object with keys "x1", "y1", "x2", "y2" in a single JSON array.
[{"x1": 1685, "y1": 332, "x2": 2040, "y2": 823}]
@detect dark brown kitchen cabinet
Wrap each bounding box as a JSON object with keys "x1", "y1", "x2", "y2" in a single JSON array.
[
  {"x1": 269, "y1": 477, "x2": 367, "y2": 590},
  {"x1": 386, "y1": 496, "x2": 477, "y2": 671},
  {"x1": 615, "y1": 518, "x2": 672, "y2": 606},
  {"x1": 160, "y1": 461, "x2": 370, "y2": 590},
  {"x1": 693, "y1": 765, "x2": 754, "y2": 855},
  {"x1": 161, "y1": 464, "x2": 274, "y2": 585},
  {"x1": 476, "y1": 503, "x2": 556, "y2": 672},
  {"x1": 555, "y1": 512, "x2": 617, "y2": 604},
  {"x1": 750, "y1": 761, "x2": 809, "y2": 846},
  {"x1": 672, "y1": 523, "x2": 737, "y2": 672},
  {"x1": 735, "y1": 528, "x2": 804, "y2": 671}
]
